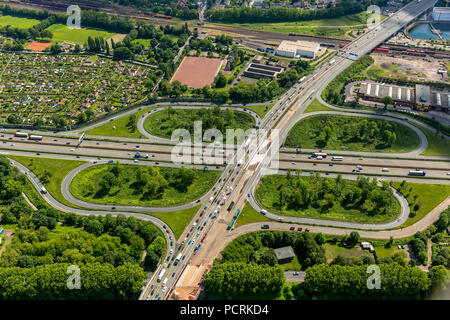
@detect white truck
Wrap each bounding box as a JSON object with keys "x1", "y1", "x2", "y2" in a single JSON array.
[{"x1": 157, "y1": 269, "x2": 166, "y2": 282}]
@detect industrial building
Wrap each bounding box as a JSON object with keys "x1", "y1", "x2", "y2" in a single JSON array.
[
  {"x1": 275, "y1": 40, "x2": 320, "y2": 59},
  {"x1": 243, "y1": 56, "x2": 285, "y2": 79},
  {"x1": 431, "y1": 7, "x2": 450, "y2": 21},
  {"x1": 356, "y1": 81, "x2": 449, "y2": 112}
]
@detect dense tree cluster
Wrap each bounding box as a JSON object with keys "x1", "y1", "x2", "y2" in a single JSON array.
[
  {"x1": 257, "y1": 174, "x2": 397, "y2": 217},
  {"x1": 204, "y1": 262, "x2": 284, "y2": 299},
  {"x1": 83, "y1": 162, "x2": 201, "y2": 199},
  {"x1": 205, "y1": 1, "x2": 387, "y2": 23},
  {"x1": 144, "y1": 236, "x2": 166, "y2": 271},
  {"x1": 302, "y1": 263, "x2": 432, "y2": 299},
  {"x1": 219, "y1": 231, "x2": 326, "y2": 269},
  {"x1": 409, "y1": 231, "x2": 429, "y2": 266},
  {"x1": 323, "y1": 55, "x2": 374, "y2": 105},
  {"x1": 152, "y1": 106, "x2": 254, "y2": 138},
  {"x1": 0, "y1": 262, "x2": 145, "y2": 300},
  {"x1": 112, "y1": 0, "x2": 198, "y2": 20}
]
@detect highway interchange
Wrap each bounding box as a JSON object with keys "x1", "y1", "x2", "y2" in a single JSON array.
[{"x1": 0, "y1": 0, "x2": 447, "y2": 301}]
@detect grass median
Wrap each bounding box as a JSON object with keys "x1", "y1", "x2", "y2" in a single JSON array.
[
  {"x1": 285, "y1": 114, "x2": 420, "y2": 153},
  {"x1": 8, "y1": 155, "x2": 85, "y2": 209},
  {"x1": 70, "y1": 163, "x2": 220, "y2": 207}
]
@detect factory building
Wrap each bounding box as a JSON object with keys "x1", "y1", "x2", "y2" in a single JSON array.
[
  {"x1": 275, "y1": 40, "x2": 320, "y2": 59},
  {"x1": 431, "y1": 7, "x2": 450, "y2": 21},
  {"x1": 357, "y1": 82, "x2": 449, "y2": 112}
]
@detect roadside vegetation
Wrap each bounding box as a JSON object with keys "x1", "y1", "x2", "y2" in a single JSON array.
[
  {"x1": 0, "y1": 156, "x2": 164, "y2": 299},
  {"x1": 206, "y1": 229, "x2": 449, "y2": 300},
  {"x1": 255, "y1": 173, "x2": 400, "y2": 224},
  {"x1": 86, "y1": 108, "x2": 151, "y2": 138},
  {"x1": 8, "y1": 155, "x2": 85, "y2": 208},
  {"x1": 393, "y1": 181, "x2": 450, "y2": 228},
  {"x1": 70, "y1": 163, "x2": 220, "y2": 207},
  {"x1": 285, "y1": 114, "x2": 420, "y2": 153},
  {"x1": 234, "y1": 202, "x2": 270, "y2": 227},
  {"x1": 303, "y1": 99, "x2": 334, "y2": 113},
  {"x1": 143, "y1": 106, "x2": 255, "y2": 140},
  {"x1": 419, "y1": 126, "x2": 450, "y2": 157}
]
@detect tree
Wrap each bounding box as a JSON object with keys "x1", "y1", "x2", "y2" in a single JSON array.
[
  {"x1": 382, "y1": 96, "x2": 393, "y2": 110},
  {"x1": 436, "y1": 212, "x2": 449, "y2": 231},
  {"x1": 49, "y1": 43, "x2": 62, "y2": 55},
  {"x1": 347, "y1": 232, "x2": 360, "y2": 247},
  {"x1": 113, "y1": 46, "x2": 133, "y2": 60},
  {"x1": 213, "y1": 72, "x2": 227, "y2": 88}
]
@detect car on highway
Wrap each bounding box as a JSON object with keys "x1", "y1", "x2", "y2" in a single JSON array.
[
  {"x1": 155, "y1": 161, "x2": 160, "y2": 165},
  {"x1": 36, "y1": 152, "x2": 40, "y2": 155},
  {"x1": 111, "y1": 206, "x2": 116, "y2": 210},
  {"x1": 297, "y1": 227, "x2": 302, "y2": 231},
  {"x1": 291, "y1": 162, "x2": 296, "y2": 165},
  {"x1": 293, "y1": 272, "x2": 300, "y2": 276},
  {"x1": 289, "y1": 227, "x2": 295, "y2": 230}
]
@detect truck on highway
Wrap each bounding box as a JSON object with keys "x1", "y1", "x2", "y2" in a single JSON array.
[
  {"x1": 157, "y1": 269, "x2": 166, "y2": 282},
  {"x1": 312, "y1": 152, "x2": 327, "y2": 158},
  {"x1": 134, "y1": 152, "x2": 148, "y2": 159},
  {"x1": 14, "y1": 132, "x2": 28, "y2": 138},
  {"x1": 237, "y1": 159, "x2": 242, "y2": 167},
  {"x1": 331, "y1": 156, "x2": 343, "y2": 161},
  {"x1": 227, "y1": 201, "x2": 235, "y2": 212},
  {"x1": 408, "y1": 170, "x2": 426, "y2": 176},
  {"x1": 28, "y1": 135, "x2": 43, "y2": 141},
  {"x1": 261, "y1": 224, "x2": 270, "y2": 229},
  {"x1": 329, "y1": 58, "x2": 336, "y2": 65},
  {"x1": 174, "y1": 253, "x2": 183, "y2": 266},
  {"x1": 299, "y1": 76, "x2": 306, "y2": 83},
  {"x1": 162, "y1": 277, "x2": 168, "y2": 287},
  {"x1": 40, "y1": 187, "x2": 47, "y2": 194}
]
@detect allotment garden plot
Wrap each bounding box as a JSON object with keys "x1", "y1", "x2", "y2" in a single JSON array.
[{"x1": 0, "y1": 53, "x2": 155, "y2": 126}]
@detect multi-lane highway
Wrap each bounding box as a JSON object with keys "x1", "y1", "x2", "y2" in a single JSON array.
[
  {"x1": 0, "y1": 0, "x2": 445, "y2": 302},
  {"x1": 149, "y1": 0, "x2": 441, "y2": 300}
]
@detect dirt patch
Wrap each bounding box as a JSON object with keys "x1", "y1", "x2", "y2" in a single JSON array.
[
  {"x1": 171, "y1": 56, "x2": 223, "y2": 89},
  {"x1": 372, "y1": 53, "x2": 447, "y2": 82},
  {"x1": 26, "y1": 41, "x2": 52, "y2": 51}
]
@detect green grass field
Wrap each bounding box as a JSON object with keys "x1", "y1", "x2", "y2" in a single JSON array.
[
  {"x1": 0, "y1": 15, "x2": 40, "y2": 28},
  {"x1": 419, "y1": 126, "x2": 450, "y2": 157},
  {"x1": 244, "y1": 104, "x2": 274, "y2": 118},
  {"x1": 393, "y1": 182, "x2": 450, "y2": 228},
  {"x1": 150, "y1": 205, "x2": 199, "y2": 240},
  {"x1": 285, "y1": 114, "x2": 420, "y2": 153},
  {"x1": 324, "y1": 243, "x2": 373, "y2": 263},
  {"x1": 255, "y1": 175, "x2": 401, "y2": 224},
  {"x1": 220, "y1": 12, "x2": 384, "y2": 38},
  {"x1": 8, "y1": 155, "x2": 85, "y2": 209},
  {"x1": 143, "y1": 108, "x2": 255, "y2": 140},
  {"x1": 70, "y1": 163, "x2": 220, "y2": 207},
  {"x1": 279, "y1": 255, "x2": 302, "y2": 271},
  {"x1": 304, "y1": 99, "x2": 334, "y2": 113},
  {"x1": 45, "y1": 24, "x2": 118, "y2": 44},
  {"x1": 234, "y1": 202, "x2": 270, "y2": 227},
  {"x1": 87, "y1": 108, "x2": 151, "y2": 138}
]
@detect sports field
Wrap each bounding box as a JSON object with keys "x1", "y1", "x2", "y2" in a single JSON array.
[
  {"x1": 26, "y1": 41, "x2": 52, "y2": 51},
  {"x1": 171, "y1": 56, "x2": 223, "y2": 88},
  {"x1": 0, "y1": 15, "x2": 40, "y2": 28},
  {"x1": 45, "y1": 24, "x2": 118, "y2": 44}
]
